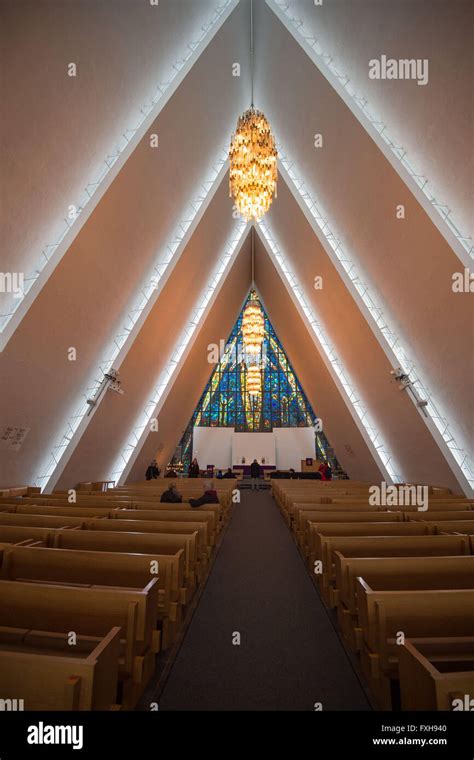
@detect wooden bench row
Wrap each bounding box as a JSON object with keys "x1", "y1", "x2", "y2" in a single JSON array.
[
  {"x1": 0, "y1": 482, "x2": 236, "y2": 711},
  {"x1": 275, "y1": 480, "x2": 474, "y2": 711}
]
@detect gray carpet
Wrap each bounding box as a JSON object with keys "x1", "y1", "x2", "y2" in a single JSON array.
[{"x1": 159, "y1": 490, "x2": 371, "y2": 711}]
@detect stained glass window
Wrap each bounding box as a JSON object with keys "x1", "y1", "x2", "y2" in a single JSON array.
[{"x1": 177, "y1": 290, "x2": 338, "y2": 472}]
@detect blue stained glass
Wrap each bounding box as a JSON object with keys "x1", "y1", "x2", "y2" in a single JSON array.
[{"x1": 176, "y1": 290, "x2": 336, "y2": 472}]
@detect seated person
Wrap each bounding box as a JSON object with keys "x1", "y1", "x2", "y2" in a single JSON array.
[
  {"x1": 160, "y1": 483, "x2": 182, "y2": 503},
  {"x1": 189, "y1": 480, "x2": 219, "y2": 508},
  {"x1": 222, "y1": 467, "x2": 236, "y2": 479},
  {"x1": 216, "y1": 469, "x2": 223, "y2": 479}
]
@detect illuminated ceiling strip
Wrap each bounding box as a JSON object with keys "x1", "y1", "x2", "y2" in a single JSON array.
[
  {"x1": 110, "y1": 221, "x2": 250, "y2": 486},
  {"x1": 0, "y1": 0, "x2": 238, "y2": 352},
  {"x1": 266, "y1": 0, "x2": 473, "y2": 266},
  {"x1": 36, "y1": 156, "x2": 229, "y2": 492},
  {"x1": 280, "y1": 156, "x2": 473, "y2": 495},
  {"x1": 256, "y1": 220, "x2": 401, "y2": 484}
]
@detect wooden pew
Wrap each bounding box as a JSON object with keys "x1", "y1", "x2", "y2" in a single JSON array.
[
  {"x1": 284, "y1": 499, "x2": 380, "y2": 525},
  {"x1": 432, "y1": 521, "x2": 474, "y2": 535},
  {"x1": 399, "y1": 638, "x2": 474, "y2": 711},
  {"x1": 0, "y1": 626, "x2": 121, "y2": 710},
  {"x1": 51, "y1": 528, "x2": 200, "y2": 591},
  {"x1": 317, "y1": 534, "x2": 472, "y2": 602},
  {"x1": 335, "y1": 554, "x2": 474, "y2": 649},
  {"x1": 12, "y1": 504, "x2": 120, "y2": 518},
  {"x1": 295, "y1": 510, "x2": 403, "y2": 550},
  {"x1": 0, "y1": 524, "x2": 55, "y2": 546},
  {"x1": 83, "y1": 519, "x2": 209, "y2": 580},
  {"x1": 21, "y1": 499, "x2": 226, "y2": 528},
  {"x1": 0, "y1": 578, "x2": 160, "y2": 708},
  {"x1": 0, "y1": 513, "x2": 206, "y2": 584},
  {"x1": 0, "y1": 512, "x2": 96, "y2": 529},
  {"x1": 335, "y1": 554, "x2": 474, "y2": 615},
  {"x1": 355, "y1": 579, "x2": 474, "y2": 707},
  {"x1": 0, "y1": 494, "x2": 225, "y2": 517},
  {"x1": 309, "y1": 521, "x2": 434, "y2": 568},
  {"x1": 408, "y1": 511, "x2": 474, "y2": 522},
  {"x1": 0, "y1": 544, "x2": 184, "y2": 648},
  {"x1": 399, "y1": 503, "x2": 473, "y2": 512},
  {"x1": 0, "y1": 505, "x2": 217, "y2": 548},
  {"x1": 107, "y1": 510, "x2": 218, "y2": 545}
]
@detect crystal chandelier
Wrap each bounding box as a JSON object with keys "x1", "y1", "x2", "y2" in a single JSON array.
[
  {"x1": 246, "y1": 365, "x2": 262, "y2": 396},
  {"x1": 241, "y1": 299, "x2": 265, "y2": 355},
  {"x1": 242, "y1": 294, "x2": 264, "y2": 397},
  {"x1": 229, "y1": 108, "x2": 278, "y2": 222}
]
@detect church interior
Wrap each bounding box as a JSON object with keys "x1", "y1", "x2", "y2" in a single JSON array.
[{"x1": 0, "y1": 0, "x2": 473, "y2": 732}]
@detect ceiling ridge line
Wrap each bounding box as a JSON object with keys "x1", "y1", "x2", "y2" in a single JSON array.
[
  {"x1": 279, "y1": 157, "x2": 473, "y2": 496},
  {"x1": 265, "y1": 0, "x2": 472, "y2": 268},
  {"x1": 110, "y1": 221, "x2": 251, "y2": 486},
  {"x1": 256, "y1": 220, "x2": 402, "y2": 486},
  {"x1": 36, "y1": 154, "x2": 229, "y2": 493},
  {"x1": 0, "y1": 0, "x2": 239, "y2": 354}
]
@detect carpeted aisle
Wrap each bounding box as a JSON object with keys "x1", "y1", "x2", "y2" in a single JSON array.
[{"x1": 158, "y1": 490, "x2": 371, "y2": 711}]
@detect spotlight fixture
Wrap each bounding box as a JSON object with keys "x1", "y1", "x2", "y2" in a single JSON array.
[{"x1": 86, "y1": 369, "x2": 123, "y2": 415}]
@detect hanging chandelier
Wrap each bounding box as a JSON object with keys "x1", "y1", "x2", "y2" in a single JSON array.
[
  {"x1": 242, "y1": 295, "x2": 264, "y2": 397},
  {"x1": 241, "y1": 298, "x2": 265, "y2": 355},
  {"x1": 229, "y1": 107, "x2": 278, "y2": 222},
  {"x1": 246, "y1": 365, "x2": 262, "y2": 396}
]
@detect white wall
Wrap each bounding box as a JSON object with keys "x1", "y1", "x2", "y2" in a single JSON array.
[
  {"x1": 274, "y1": 428, "x2": 315, "y2": 470},
  {"x1": 232, "y1": 432, "x2": 276, "y2": 465},
  {"x1": 193, "y1": 427, "x2": 233, "y2": 470},
  {"x1": 192, "y1": 427, "x2": 316, "y2": 471}
]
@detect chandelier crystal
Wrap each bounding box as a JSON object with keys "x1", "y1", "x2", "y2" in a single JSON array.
[
  {"x1": 229, "y1": 107, "x2": 278, "y2": 222},
  {"x1": 246, "y1": 365, "x2": 262, "y2": 396},
  {"x1": 241, "y1": 299, "x2": 265, "y2": 355},
  {"x1": 242, "y1": 295, "x2": 264, "y2": 397}
]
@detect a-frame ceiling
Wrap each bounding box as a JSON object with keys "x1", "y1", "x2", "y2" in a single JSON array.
[{"x1": 1, "y1": 0, "x2": 472, "y2": 495}]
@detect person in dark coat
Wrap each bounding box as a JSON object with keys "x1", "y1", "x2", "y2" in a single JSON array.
[
  {"x1": 189, "y1": 480, "x2": 219, "y2": 508},
  {"x1": 250, "y1": 458, "x2": 261, "y2": 490},
  {"x1": 160, "y1": 483, "x2": 182, "y2": 503},
  {"x1": 189, "y1": 458, "x2": 200, "y2": 478},
  {"x1": 222, "y1": 468, "x2": 236, "y2": 479},
  {"x1": 145, "y1": 459, "x2": 160, "y2": 480}
]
